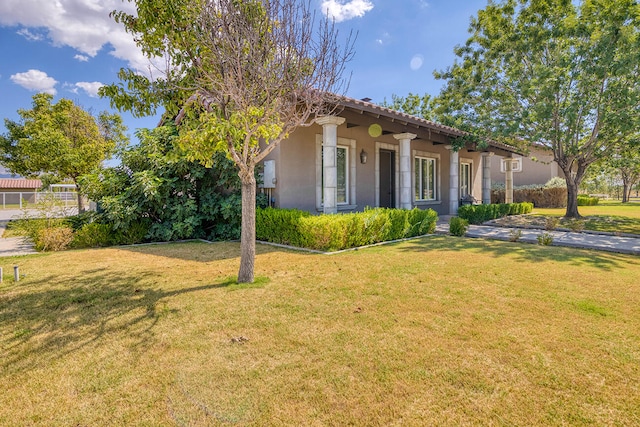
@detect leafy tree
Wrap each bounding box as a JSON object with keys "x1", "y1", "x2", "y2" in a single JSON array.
[
  {"x1": 102, "y1": 0, "x2": 354, "y2": 282},
  {"x1": 381, "y1": 93, "x2": 435, "y2": 120},
  {"x1": 609, "y1": 141, "x2": 640, "y2": 202},
  {"x1": 435, "y1": 0, "x2": 640, "y2": 217},
  {"x1": 0, "y1": 93, "x2": 127, "y2": 212},
  {"x1": 81, "y1": 125, "x2": 266, "y2": 242}
]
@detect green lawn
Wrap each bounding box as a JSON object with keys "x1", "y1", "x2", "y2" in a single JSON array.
[
  {"x1": 1, "y1": 238, "x2": 639, "y2": 425},
  {"x1": 531, "y1": 200, "x2": 640, "y2": 234}
]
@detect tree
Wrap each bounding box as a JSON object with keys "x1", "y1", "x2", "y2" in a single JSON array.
[
  {"x1": 381, "y1": 93, "x2": 435, "y2": 120},
  {"x1": 435, "y1": 0, "x2": 640, "y2": 217},
  {"x1": 610, "y1": 141, "x2": 640, "y2": 202},
  {"x1": 0, "y1": 93, "x2": 128, "y2": 212},
  {"x1": 102, "y1": 0, "x2": 354, "y2": 282}
]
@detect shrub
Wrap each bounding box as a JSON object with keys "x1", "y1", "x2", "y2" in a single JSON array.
[
  {"x1": 112, "y1": 220, "x2": 150, "y2": 245},
  {"x1": 566, "y1": 219, "x2": 585, "y2": 232},
  {"x1": 544, "y1": 177, "x2": 567, "y2": 188},
  {"x1": 449, "y1": 217, "x2": 468, "y2": 236},
  {"x1": 256, "y1": 207, "x2": 438, "y2": 251},
  {"x1": 545, "y1": 217, "x2": 560, "y2": 231},
  {"x1": 35, "y1": 226, "x2": 74, "y2": 251},
  {"x1": 72, "y1": 223, "x2": 115, "y2": 248},
  {"x1": 508, "y1": 229, "x2": 523, "y2": 242},
  {"x1": 577, "y1": 195, "x2": 599, "y2": 206},
  {"x1": 492, "y1": 185, "x2": 565, "y2": 207},
  {"x1": 537, "y1": 232, "x2": 554, "y2": 246},
  {"x1": 457, "y1": 202, "x2": 533, "y2": 224}
]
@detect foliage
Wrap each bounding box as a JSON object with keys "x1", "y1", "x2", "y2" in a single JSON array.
[
  {"x1": 566, "y1": 219, "x2": 585, "y2": 232},
  {"x1": 457, "y1": 202, "x2": 533, "y2": 224},
  {"x1": 35, "y1": 227, "x2": 75, "y2": 252},
  {"x1": 71, "y1": 223, "x2": 116, "y2": 249},
  {"x1": 449, "y1": 217, "x2": 469, "y2": 237},
  {"x1": 380, "y1": 93, "x2": 436, "y2": 120},
  {"x1": 508, "y1": 229, "x2": 523, "y2": 242},
  {"x1": 102, "y1": 0, "x2": 355, "y2": 283},
  {"x1": 435, "y1": 0, "x2": 640, "y2": 217},
  {"x1": 492, "y1": 186, "x2": 566, "y2": 208},
  {"x1": 81, "y1": 125, "x2": 263, "y2": 243},
  {"x1": 0, "y1": 93, "x2": 128, "y2": 212},
  {"x1": 577, "y1": 195, "x2": 599, "y2": 206},
  {"x1": 544, "y1": 217, "x2": 560, "y2": 231},
  {"x1": 544, "y1": 177, "x2": 567, "y2": 189},
  {"x1": 256, "y1": 207, "x2": 438, "y2": 252},
  {"x1": 537, "y1": 233, "x2": 554, "y2": 246}
]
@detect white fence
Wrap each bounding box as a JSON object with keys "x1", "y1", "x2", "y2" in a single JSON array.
[{"x1": 0, "y1": 191, "x2": 79, "y2": 209}]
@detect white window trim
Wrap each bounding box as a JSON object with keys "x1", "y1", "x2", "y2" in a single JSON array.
[
  {"x1": 500, "y1": 157, "x2": 522, "y2": 173},
  {"x1": 459, "y1": 159, "x2": 473, "y2": 198},
  {"x1": 413, "y1": 149, "x2": 441, "y2": 202},
  {"x1": 315, "y1": 134, "x2": 357, "y2": 210}
]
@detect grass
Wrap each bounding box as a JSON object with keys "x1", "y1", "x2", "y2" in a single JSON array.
[{"x1": 1, "y1": 238, "x2": 639, "y2": 425}]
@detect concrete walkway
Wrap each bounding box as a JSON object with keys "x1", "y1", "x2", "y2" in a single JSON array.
[
  {"x1": 0, "y1": 210, "x2": 39, "y2": 257},
  {"x1": 435, "y1": 221, "x2": 640, "y2": 255}
]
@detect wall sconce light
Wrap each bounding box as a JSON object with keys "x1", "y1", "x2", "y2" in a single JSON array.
[{"x1": 360, "y1": 149, "x2": 368, "y2": 164}]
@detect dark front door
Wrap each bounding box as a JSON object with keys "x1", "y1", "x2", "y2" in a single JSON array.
[{"x1": 379, "y1": 149, "x2": 395, "y2": 208}]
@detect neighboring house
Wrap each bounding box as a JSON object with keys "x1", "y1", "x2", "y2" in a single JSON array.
[
  {"x1": 261, "y1": 96, "x2": 522, "y2": 216},
  {"x1": 491, "y1": 143, "x2": 562, "y2": 187},
  {"x1": 0, "y1": 178, "x2": 42, "y2": 208}
]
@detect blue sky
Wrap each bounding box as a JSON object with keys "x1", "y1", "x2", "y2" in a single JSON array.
[{"x1": 0, "y1": 0, "x2": 488, "y2": 144}]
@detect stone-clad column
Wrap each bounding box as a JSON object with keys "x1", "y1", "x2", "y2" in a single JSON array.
[
  {"x1": 482, "y1": 152, "x2": 493, "y2": 204},
  {"x1": 316, "y1": 116, "x2": 345, "y2": 214},
  {"x1": 505, "y1": 157, "x2": 514, "y2": 204},
  {"x1": 446, "y1": 146, "x2": 459, "y2": 215},
  {"x1": 394, "y1": 133, "x2": 417, "y2": 210}
]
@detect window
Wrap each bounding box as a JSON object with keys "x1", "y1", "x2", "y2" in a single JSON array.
[
  {"x1": 321, "y1": 145, "x2": 349, "y2": 204},
  {"x1": 460, "y1": 162, "x2": 471, "y2": 198},
  {"x1": 415, "y1": 156, "x2": 436, "y2": 201},
  {"x1": 500, "y1": 157, "x2": 522, "y2": 173}
]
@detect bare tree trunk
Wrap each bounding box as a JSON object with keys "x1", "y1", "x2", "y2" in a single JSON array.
[
  {"x1": 237, "y1": 169, "x2": 256, "y2": 283},
  {"x1": 622, "y1": 182, "x2": 629, "y2": 203},
  {"x1": 565, "y1": 180, "x2": 581, "y2": 218}
]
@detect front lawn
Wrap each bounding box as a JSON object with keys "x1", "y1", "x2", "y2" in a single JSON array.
[{"x1": 1, "y1": 238, "x2": 639, "y2": 425}]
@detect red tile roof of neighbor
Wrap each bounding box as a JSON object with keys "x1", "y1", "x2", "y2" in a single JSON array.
[{"x1": 0, "y1": 179, "x2": 42, "y2": 189}]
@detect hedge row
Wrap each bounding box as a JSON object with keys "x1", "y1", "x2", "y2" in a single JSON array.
[
  {"x1": 256, "y1": 207, "x2": 438, "y2": 252},
  {"x1": 492, "y1": 187, "x2": 566, "y2": 208},
  {"x1": 457, "y1": 202, "x2": 534, "y2": 225},
  {"x1": 577, "y1": 195, "x2": 599, "y2": 206}
]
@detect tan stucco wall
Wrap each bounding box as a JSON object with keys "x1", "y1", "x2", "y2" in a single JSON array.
[
  {"x1": 262, "y1": 122, "x2": 488, "y2": 216},
  {"x1": 491, "y1": 146, "x2": 561, "y2": 187}
]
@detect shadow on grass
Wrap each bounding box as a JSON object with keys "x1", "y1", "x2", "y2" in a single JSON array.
[
  {"x1": 0, "y1": 268, "x2": 238, "y2": 374},
  {"x1": 118, "y1": 240, "x2": 293, "y2": 263},
  {"x1": 398, "y1": 235, "x2": 638, "y2": 271}
]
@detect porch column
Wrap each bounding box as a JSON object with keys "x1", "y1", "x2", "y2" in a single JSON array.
[
  {"x1": 394, "y1": 133, "x2": 417, "y2": 210},
  {"x1": 316, "y1": 116, "x2": 345, "y2": 214},
  {"x1": 505, "y1": 157, "x2": 514, "y2": 204},
  {"x1": 446, "y1": 146, "x2": 459, "y2": 215},
  {"x1": 481, "y1": 152, "x2": 493, "y2": 204}
]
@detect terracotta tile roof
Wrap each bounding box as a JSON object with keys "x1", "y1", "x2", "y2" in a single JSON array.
[{"x1": 0, "y1": 179, "x2": 42, "y2": 189}]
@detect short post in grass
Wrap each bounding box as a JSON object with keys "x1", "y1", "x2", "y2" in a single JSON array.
[
  {"x1": 0, "y1": 267, "x2": 2, "y2": 283},
  {"x1": 13, "y1": 265, "x2": 19, "y2": 282}
]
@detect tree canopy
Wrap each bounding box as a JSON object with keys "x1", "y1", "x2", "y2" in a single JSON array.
[
  {"x1": 102, "y1": 0, "x2": 354, "y2": 282},
  {"x1": 435, "y1": 0, "x2": 640, "y2": 217},
  {"x1": 0, "y1": 93, "x2": 128, "y2": 212}
]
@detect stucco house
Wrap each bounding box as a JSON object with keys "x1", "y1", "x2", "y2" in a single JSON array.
[
  {"x1": 261, "y1": 96, "x2": 522, "y2": 216},
  {"x1": 491, "y1": 143, "x2": 562, "y2": 187}
]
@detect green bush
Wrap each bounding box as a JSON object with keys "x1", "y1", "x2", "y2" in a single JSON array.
[
  {"x1": 449, "y1": 217, "x2": 468, "y2": 236},
  {"x1": 35, "y1": 226, "x2": 75, "y2": 251},
  {"x1": 256, "y1": 207, "x2": 438, "y2": 252},
  {"x1": 577, "y1": 195, "x2": 599, "y2": 206},
  {"x1": 72, "y1": 223, "x2": 115, "y2": 248},
  {"x1": 492, "y1": 186, "x2": 566, "y2": 208},
  {"x1": 457, "y1": 202, "x2": 533, "y2": 224}
]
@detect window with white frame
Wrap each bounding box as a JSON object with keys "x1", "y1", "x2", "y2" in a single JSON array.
[
  {"x1": 316, "y1": 135, "x2": 356, "y2": 209},
  {"x1": 500, "y1": 157, "x2": 522, "y2": 173},
  {"x1": 320, "y1": 145, "x2": 349, "y2": 204},
  {"x1": 414, "y1": 156, "x2": 436, "y2": 201},
  {"x1": 460, "y1": 161, "x2": 472, "y2": 198}
]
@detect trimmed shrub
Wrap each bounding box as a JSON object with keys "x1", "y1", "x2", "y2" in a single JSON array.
[
  {"x1": 35, "y1": 226, "x2": 75, "y2": 251},
  {"x1": 256, "y1": 207, "x2": 438, "y2": 252},
  {"x1": 537, "y1": 232, "x2": 554, "y2": 246},
  {"x1": 449, "y1": 217, "x2": 468, "y2": 236},
  {"x1": 545, "y1": 217, "x2": 560, "y2": 231},
  {"x1": 577, "y1": 195, "x2": 599, "y2": 206},
  {"x1": 72, "y1": 223, "x2": 115, "y2": 248},
  {"x1": 457, "y1": 202, "x2": 533, "y2": 225},
  {"x1": 492, "y1": 187, "x2": 566, "y2": 207}
]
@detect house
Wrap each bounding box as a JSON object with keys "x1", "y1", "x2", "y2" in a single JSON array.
[
  {"x1": 0, "y1": 178, "x2": 42, "y2": 208},
  {"x1": 261, "y1": 96, "x2": 522, "y2": 216},
  {"x1": 491, "y1": 143, "x2": 562, "y2": 187}
]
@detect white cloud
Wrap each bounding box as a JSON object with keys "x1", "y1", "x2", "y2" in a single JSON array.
[
  {"x1": 0, "y1": 0, "x2": 153, "y2": 74},
  {"x1": 74, "y1": 54, "x2": 89, "y2": 62},
  {"x1": 16, "y1": 28, "x2": 43, "y2": 41},
  {"x1": 410, "y1": 54, "x2": 424, "y2": 71},
  {"x1": 320, "y1": 0, "x2": 374, "y2": 23},
  {"x1": 74, "y1": 81, "x2": 104, "y2": 98},
  {"x1": 10, "y1": 69, "x2": 58, "y2": 95}
]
